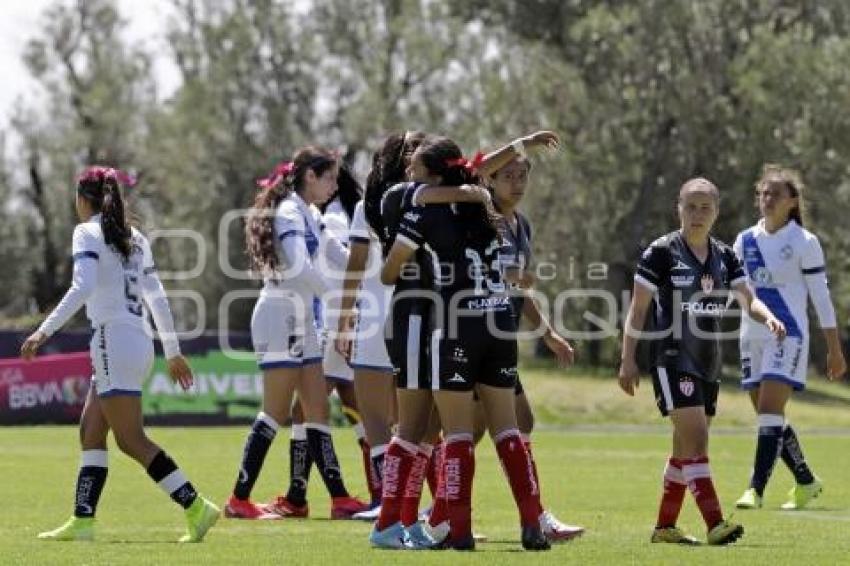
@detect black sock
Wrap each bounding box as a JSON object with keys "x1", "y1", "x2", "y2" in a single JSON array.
[
  {"x1": 749, "y1": 414, "x2": 784, "y2": 496},
  {"x1": 781, "y1": 424, "x2": 815, "y2": 485},
  {"x1": 146, "y1": 450, "x2": 198, "y2": 509},
  {"x1": 285, "y1": 425, "x2": 312, "y2": 506},
  {"x1": 233, "y1": 412, "x2": 279, "y2": 500},
  {"x1": 305, "y1": 423, "x2": 348, "y2": 498},
  {"x1": 74, "y1": 450, "x2": 108, "y2": 518}
]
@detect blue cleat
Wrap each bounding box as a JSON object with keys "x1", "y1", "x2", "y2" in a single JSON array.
[
  {"x1": 369, "y1": 521, "x2": 408, "y2": 549},
  {"x1": 405, "y1": 522, "x2": 437, "y2": 550}
]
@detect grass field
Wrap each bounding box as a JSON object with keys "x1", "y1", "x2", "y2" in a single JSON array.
[{"x1": 2, "y1": 366, "x2": 850, "y2": 565}]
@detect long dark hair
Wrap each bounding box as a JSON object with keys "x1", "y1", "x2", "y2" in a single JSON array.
[
  {"x1": 364, "y1": 131, "x2": 427, "y2": 236},
  {"x1": 320, "y1": 163, "x2": 361, "y2": 219},
  {"x1": 76, "y1": 166, "x2": 135, "y2": 261},
  {"x1": 755, "y1": 164, "x2": 806, "y2": 227},
  {"x1": 416, "y1": 136, "x2": 501, "y2": 242},
  {"x1": 246, "y1": 146, "x2": 337, "y2": 273}
]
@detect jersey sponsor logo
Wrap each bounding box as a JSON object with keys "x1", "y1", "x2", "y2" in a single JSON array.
[
  {"x1": 448, "y1": 373, "x2": 466, "y2": 383},
  {"x1": 463, "y1": 296, "x2": 511, "y2": 310},
  {"x1": 680, "y1": 301, "x2": 725, "y2": 316},
  {"x1": 671, "y1": 275, "x2": 695, "y2": 287},
  {"x1": 679, "y1": 376, "x2": 695, "y2": 397}
]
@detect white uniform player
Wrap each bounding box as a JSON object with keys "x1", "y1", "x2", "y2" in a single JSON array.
[
  {"x1": 347, "y1": 201, "x2": 393, "y2": 372},
  {"x1": 37, "y1": 215, "x2": 181, "y2": 396},
  {"x1": 320, "y1": 196, "x2": 354, "y2": 381},
  {"x1": 734, "y1": 219, "x2": 836, "y2": 390},
  {"x1": 252, "y1": 192, "x2": 328, "y2": 369}
]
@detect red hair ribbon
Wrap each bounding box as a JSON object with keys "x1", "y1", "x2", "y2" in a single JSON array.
[
  {"x1": 77, "y1": 166, "x2": 138, "y2": 188},
  {"x1": 256, "y1": 161, "x2": 294, "y2": 189},
  {"x1": 446, "y1": 151, "x2": 485, "y2": 173}
]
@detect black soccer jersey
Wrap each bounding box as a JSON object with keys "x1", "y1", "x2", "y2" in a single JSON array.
[
  {"x1": 635, "y1": 231, "x2": 746, "y2": 382},
  {"x1": 498, "y1": 211, "x2": 533, "y2": 319},
  {"x1": 396, "y1": 204, "x2": 512, "y2": 316}
]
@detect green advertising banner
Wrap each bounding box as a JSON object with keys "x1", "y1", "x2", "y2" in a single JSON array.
[{"x1": 143, "y1": 351, "x2": 262, "y2": 424}]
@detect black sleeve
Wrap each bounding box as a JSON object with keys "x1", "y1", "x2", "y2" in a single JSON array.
[
  {"x1": 722, "y1": 245, "x2": 746, "y2": 285},
  {"x1": 396, "y1": 206, "x2": 439, "y2": 249},
  {"x1": 635, "y1": 242, "x2": 669, "y2": 291}
]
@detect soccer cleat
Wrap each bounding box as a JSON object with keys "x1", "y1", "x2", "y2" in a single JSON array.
[
  {"x1": 707, "y1": 520, "x2": 744, "y2": 546},
  {"x1": 521, "y1": 525, "x2": 551, "y2": 551},
  {"x1": 223, "y1": 495, "x2": 280, "y2": 519},
  {"x1": 404, "y1": 522, "x2": 437, "y2": 550},
  {"x1": 432, "y1": 534, "x2": 476, "y2": 551},
  {"x1": 37, "y1": 517, "x2": 94, "y2": 541},
  {"x1": 179, "y1": 497, "x2": 220, "y2": 543},
  {"x1": 423, "y1": 520, "x2": 450, "y2": 545},
  {"x1": 650, "y1": 526, "x2": 701, "y2": 545},
  {"x1": 781, "y1": 478, "x2": 823, "y2": 510},
  {"x1": 540, "y1": 510, "x2": 584, "y2": 542},
  {"x1": 352, "y1": 502, "x2": 381, "y2": 521},
  {"x1": 264, "y1": 495, "x2": 309, "y2": 518},
  {"x1": 418, "y1": 504, "x2": 432, "y2": 521},
  {"x1": 735, "y1": 488, "x2": 763, "y2": 509},
  {"x1": 331, "y1": 496, "x2": 371, "y2": 519},
  {"x1": 369, "y1": 521, "x2": 408, "y2": 549}
]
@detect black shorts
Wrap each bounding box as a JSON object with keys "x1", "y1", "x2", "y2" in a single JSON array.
[
  {"x1": 651, "y1": 366, "x2": 719, "y2": 417},
  {"x1": 385, "y1": 298, "x2": 432, "y2": 390},
  {"x1": 429, "y1": 312, "x2": 518, "y2": 392}
]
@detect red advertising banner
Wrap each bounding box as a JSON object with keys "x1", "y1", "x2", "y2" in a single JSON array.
[{"x1": 0, "y1": 352, "x2": 92, "y2": 424}]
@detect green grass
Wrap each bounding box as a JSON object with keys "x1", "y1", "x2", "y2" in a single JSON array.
[
  {"x1": 3, "y1": 365, "x2": 850, "y2": 564},
  {"x1": 3, "y1": 426, "x2": 850, "y2": 565}
]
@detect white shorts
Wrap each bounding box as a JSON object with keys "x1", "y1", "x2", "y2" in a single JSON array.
[
  {"x1": 90, "y1": 322, "x2": 154, "y2": 397},
  {"x1": 252, "y1": 291, "x2": 322, "y2": 370},
  {"x1": 741, "y1": 335, "x2": 808, "y2": 391},
  {"x1": 323, "y1": 329, "x2": 353, "y2": 382},
  {"x1": 350, "y1": 286, "x2": 393, "y2": 373}
]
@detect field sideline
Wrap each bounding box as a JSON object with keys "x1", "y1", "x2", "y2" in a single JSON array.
[{"x1": 2, "y1": 368, "x2": 850, "y2": 564}]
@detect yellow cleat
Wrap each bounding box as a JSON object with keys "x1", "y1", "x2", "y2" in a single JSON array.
[
  {"x1": 781, "y1": 478, "x2": 823, "y2": 510},
  {"x1": 179, "y1": 497, "x2": 220, "y2": 543},
  {"x1": 707, "y1": 520, "x2": 744, "y2": 545},
  {"x1": 37, "y1": 517, "x2": 94, "y2": 541},
  {"x1": 651, "y1": 526, "x2": 701, "y2": 545}
]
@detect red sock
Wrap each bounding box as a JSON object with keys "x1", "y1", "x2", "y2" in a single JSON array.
[
  {"x1": 522, "y1": 436, "x2": 545, "y2": 516},
  {"x1": 656, "y1": 457, "x2": 687, "y2": 528},
  {"x1": 400, "y1": 445, "x2": 431, "y2": 526},
  {"x1": 682, "y1": 456, "x2": 723, "y2": 529},
  {"x1": 428, "y1": 449, "x2": 449, "y2": 528},
  {"x1": 375, "y1": 437, "x2": 417, "y2": 531},
  {"x1": 426, "y1": 440, "x2": 442, "y2": 499},
  {"x1": 444, "y1": 435, "x2": 475, "y2": 541},
  {"x1": 496, "y1": 430, "x2": 542, "y2": 528},
  {"x1": 359, "y1": 439, "x2": 382, "y2": 504}
]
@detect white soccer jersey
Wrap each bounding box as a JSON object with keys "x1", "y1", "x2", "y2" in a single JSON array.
[
  {"x1": 266, "y1": 192, "x2": 328, "y2": 300},
  {"x1": 38, "y1": 214, "x2": 180, "y2": 358},
  {"x1": 733, "y1": 219, "x2": 836, "y2": 341},
  {"x1": 348, "y1": 201, "x2": 390, "y2": 307}
]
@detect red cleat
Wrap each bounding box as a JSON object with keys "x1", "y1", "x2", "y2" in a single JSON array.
[
  {"x1": 330, "y1": 496, "x2": 371, "y2": 519},
  {"x1": 224, "y1": 495, "x2": 280, "y2": 520},
  {"x1": 264, "y1": 495, "x2": 309, "y2": 518}
]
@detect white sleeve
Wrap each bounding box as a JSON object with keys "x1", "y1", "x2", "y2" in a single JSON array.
[
  {"x1": 348, "y1": 201, "x2": 373, "y2": 243},
  {"x1": 801, "y1": 234, "x2": 837, "y2": 328},
  {"x1": 276, "y1": 203, "x2": 329, "y2": 296},
  {"x1": 320, "y1": 209, "x2": 350, "y2": 272},
  {"x1": 732, "y1": 232, "x2": 744, "y2": 263},
  {"x1": 138, "y1": 235, "x2": 181, "y2": 358},
  {"x1": 37, "y1": 225, "x2": 100, "y2": 336}
]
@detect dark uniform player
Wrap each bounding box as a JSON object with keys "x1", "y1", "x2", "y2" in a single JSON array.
[
  {"x1": 619, "y1": 177, "x2": 786, "y2": 547},
  {"x1": 381, "y1": 137, "x2": 549, "y2": 552},
  {"x1": 636, "y1": 230, "x2": 746, "y2": 418}
]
